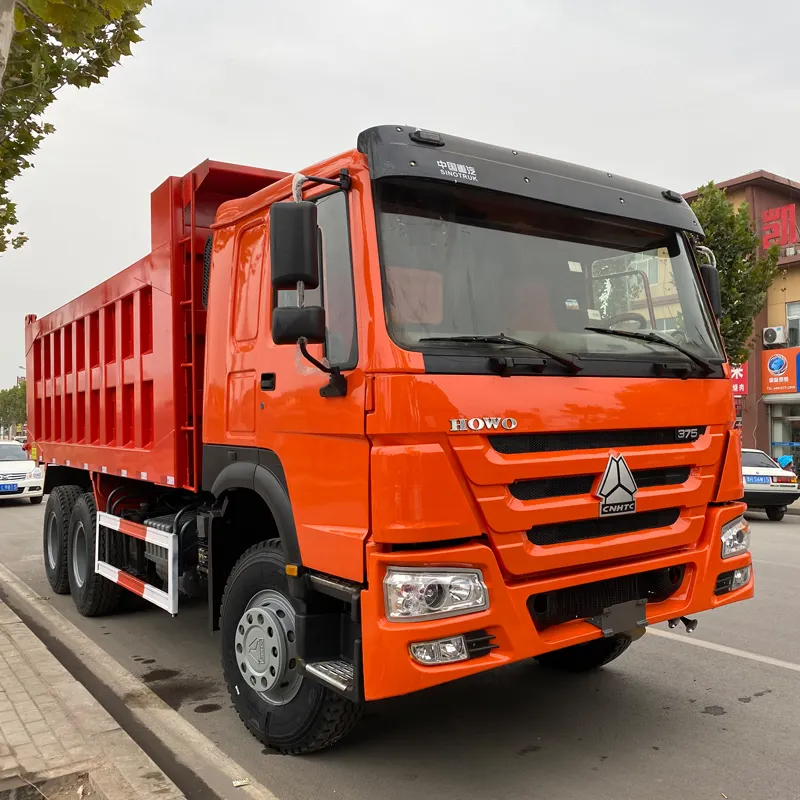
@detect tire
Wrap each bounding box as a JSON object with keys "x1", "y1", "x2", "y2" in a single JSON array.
[
  {"x1": 766, "y1": 507, "x2": 785, "y2": 522},
  {"x1": 30, "y1": 495, "x2": 43, "y2": 505},
  {"x1": 535, "y1": 633, "x2": 634, "y2": 672},
  {"x1": 43, "y1": 487, "x2": 83, "y2": 594},
  {"x1": 220, "y1": 540, "x2": 363, "y2": 754},
  {"x1": 67, "y1": 493, "x2": 122, "y2": 616}
]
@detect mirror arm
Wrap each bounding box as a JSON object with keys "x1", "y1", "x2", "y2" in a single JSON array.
[{"x1": 298, "y1": 338, "x2": 348, "y2": 398}]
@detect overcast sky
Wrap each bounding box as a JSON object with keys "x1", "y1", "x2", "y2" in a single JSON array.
[{"x1": 1, "y1": 0, "x2": 797, "y2": 386}]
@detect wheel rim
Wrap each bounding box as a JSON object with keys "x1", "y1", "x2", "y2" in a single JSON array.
[
  {"x1": 46, "y1": 513, "x2": 59, "y2": 571},
  {"x1": 234, "y1": 589, "x2": 302, "y2": 706},
  {"x1": 71, "y1": 522, "x2": 88, "y2": 589}
]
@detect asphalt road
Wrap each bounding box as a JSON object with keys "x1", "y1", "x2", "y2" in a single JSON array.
[{"x1": 0, "y1": 499, "x2": 798, "y2": 800}]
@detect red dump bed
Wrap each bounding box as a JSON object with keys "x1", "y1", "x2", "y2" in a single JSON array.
[{"x1": 25, "y1": 160, "x2": 286, "y2": 490}]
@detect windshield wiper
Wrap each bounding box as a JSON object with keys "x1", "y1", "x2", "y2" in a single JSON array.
[
  {"x1": 584, "y1": 327, "x2": 714, "y2": 374},
  {"x1": 418, "y1": 333, "x2": 581, "y2": 373}
]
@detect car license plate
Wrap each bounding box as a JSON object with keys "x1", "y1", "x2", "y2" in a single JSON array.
[
  {"x1": 0, "y1": 483, "x2": 18, "y2": 492},
  {"x1": 745, "y1": 476, "x2": 771, "y2": 485}
]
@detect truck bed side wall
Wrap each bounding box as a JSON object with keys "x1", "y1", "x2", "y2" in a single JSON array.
[{"x1": 25, "y1": 178, "x2": 189, "y2": 488}]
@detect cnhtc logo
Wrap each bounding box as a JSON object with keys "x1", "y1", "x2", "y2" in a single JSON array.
[{"x1": 595, "y1": 453, "x2": 638, "y2": 516}]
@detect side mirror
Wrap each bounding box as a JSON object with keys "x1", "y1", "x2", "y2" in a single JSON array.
[
  {"x1": 696, "y1": 245, "x2": 722, "y2": 318},
  {"x1": 270, "y1": 201, "x2": 320, "y2": 289},
  {"x1": 272, "y1": 306, "x2": 325, "y2": 345}
]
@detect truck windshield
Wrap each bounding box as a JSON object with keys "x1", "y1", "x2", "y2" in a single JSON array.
[{"x1": 374, "y1": 178, "x2": 724, "y2": 373}]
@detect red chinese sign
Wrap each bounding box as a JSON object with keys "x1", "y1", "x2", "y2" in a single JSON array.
[
  {"x1": 730, "y1": 362, "x2": 748, "y2": 396},
  {"x1": 762, "y1": 204, "x2": 797, "y2": 251}
]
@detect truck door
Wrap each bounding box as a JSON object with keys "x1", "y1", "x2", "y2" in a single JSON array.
[{"x1": 257, "y1": 188, "x2": 368, "y2": 582}]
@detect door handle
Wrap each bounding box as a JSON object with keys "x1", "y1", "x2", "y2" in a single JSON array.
[{"x1": 260, "y1": 373, "x2": 276, "y2": 391}]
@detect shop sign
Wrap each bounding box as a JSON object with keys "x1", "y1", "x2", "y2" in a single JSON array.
[
  {"x1": 762, "y1": 204, "x2": 797, "y2": 251},
  {"x1": 762, "y1": 347, "x2": 800, "y2": 394},
  {"x1": 730, "y1": 362, "x2": 748, "y2": 396}
]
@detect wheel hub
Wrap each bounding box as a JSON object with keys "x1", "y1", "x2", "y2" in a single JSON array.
[
  {"x1": 234, "y1": 589, "x2": 302, "y2": 705},
  {"x1": 72, "y1": 521, "x2": 88, "y2": 589},
  {"x1": 46, "y1": 512, "x2": 58, "y2": 571}
]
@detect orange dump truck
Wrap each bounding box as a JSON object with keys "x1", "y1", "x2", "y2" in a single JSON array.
[{"x1": 26, "y1": 126, "x2": 751, "y2": 753}]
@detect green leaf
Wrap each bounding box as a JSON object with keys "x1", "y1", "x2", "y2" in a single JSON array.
[{"x1": 13, "y1": 7, "x2": 27, "y2": 32}]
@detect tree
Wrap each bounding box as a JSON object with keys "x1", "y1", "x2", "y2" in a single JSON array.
[
  {"x1": 0, "y1": 379, "x2": 26, "y2": 430},
  {"x1": 0, "y1": 0, "x2": 150, "y2": 252},
  {"x1": 691, "y1": 182, "x2": 780, "y2": 366}
]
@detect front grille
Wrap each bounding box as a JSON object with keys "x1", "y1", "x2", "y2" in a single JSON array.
[
  {"x1": 527, "y1": 508, "x2": 680, "y2": 546},
  {"x1": 489, "y1": 426, "x2": 707, "y2": 455},
  {"x1": 0, "y1": 473, "x2": 27, "y2": 481},
  {"x1": 510, "y1": 467, "x2": 690, "y2": 501},
  {"x1": 528, "y1": 565, "x2": 686, "y2": 630},
  {"x1": 0, "y1": 488, "x2": 24, "y2": 496}
]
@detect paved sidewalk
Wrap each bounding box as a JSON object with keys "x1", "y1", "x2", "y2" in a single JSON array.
[{"x1": 0, "y1": 598, "x2": 182, "y2": 799}]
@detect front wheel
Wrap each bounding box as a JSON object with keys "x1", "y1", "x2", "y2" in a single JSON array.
[
  {"x1": 30, "y1": 495, "x2": 43, "y2": 505},
  {"x1": 220, "y1": 540, "x2": 363, "y2": 754},
  {"x1": 535, "y1": 633, "x2": 635, "y2": 672},
  {"x1": 766, "y1": 507, "x2": 785, "y2": 522}
]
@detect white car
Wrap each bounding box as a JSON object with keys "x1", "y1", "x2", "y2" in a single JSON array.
[
  {"x1": 742, "y1": 448, "x2": 800, "y2": 522},
  {"x1": 0, "y1": 441, "x2": 44, "y2": 505}
]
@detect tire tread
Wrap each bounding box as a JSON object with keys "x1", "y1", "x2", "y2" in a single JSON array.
[
  {"x1": 69, "y1": 493, "x2": 122, "y2": 616},
  {"x1": 44, "y1": 486, "x2": 84, "y2": 594},
  {"x1": 535, "y1": 633, "x2": 633, "y2": 672}
]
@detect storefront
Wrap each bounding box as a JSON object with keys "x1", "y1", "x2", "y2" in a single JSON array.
[{"x1": 762, "y1": 346, "x2": 800, "y2": 462}]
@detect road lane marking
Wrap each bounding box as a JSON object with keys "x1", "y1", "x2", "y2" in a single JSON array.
[{"x1": 649, "y1": 628, "x2": 800, "y2": 674}]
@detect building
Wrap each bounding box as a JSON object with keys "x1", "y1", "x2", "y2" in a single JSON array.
[{"x1": 684, "y1": 171, "x2": 800, "y2": 460}]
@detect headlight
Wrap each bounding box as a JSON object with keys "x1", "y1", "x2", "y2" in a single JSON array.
[
  {"x1": 384, "y1": 568, "x2": 488, "y2": 621},
  {"x1": 721, "y1": 516, "x2": 750, "y2": 559},
  {"x1": 27, "y1": 467, "x2": 43, "y2": 480}
]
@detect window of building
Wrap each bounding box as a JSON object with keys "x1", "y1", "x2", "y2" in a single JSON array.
[
  {"x1": 656, "y1": 316, "x2": 678, "y2": 331},
  {"x1": 787, "y1": 301, "x2": 800, "y2": 347}
]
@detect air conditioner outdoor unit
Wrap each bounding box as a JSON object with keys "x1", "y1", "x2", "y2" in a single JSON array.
[{"x1": 763, "y1": 326, "x2": 787, "y2": 347}]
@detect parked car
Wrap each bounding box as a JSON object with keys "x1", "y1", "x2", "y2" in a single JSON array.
[
  {"x1": 742, "y1": 448, "x2": 800, "y2": 521},
  {"x1": 0, "y1": 441, "x2": 44, "y2": 505}
]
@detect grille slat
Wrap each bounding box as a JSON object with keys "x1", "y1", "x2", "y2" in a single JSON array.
[
  {"x1": 527, "y1": 508, "x2": 680, "y2": 546},
  {"x1": 527, "y1": 565, "x2": 686, "y2": 630},
  {"x1": 510, "y1": 467, "x2": 690, "y2": 501},
  {"x1": 489, "y1": 426, "x2": 707, "y2": 455}
]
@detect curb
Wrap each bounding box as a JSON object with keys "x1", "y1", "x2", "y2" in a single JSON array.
[
  {"x1": 0, "y1": 560, "x2": 279, "y2": 800},
  {"x1": 0, "y1": 597, "x2": 182, "y2": 800}
]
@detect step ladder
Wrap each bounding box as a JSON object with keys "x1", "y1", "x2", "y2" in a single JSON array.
[
  {"x1": 95, "y1": 511, "x2": 178, "y2": 615},
  {"x1": 304, "y1": 661, "x2": 355, "y2": 694}
]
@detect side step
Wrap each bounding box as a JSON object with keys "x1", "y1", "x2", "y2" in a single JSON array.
[
  {"x1": 304, "y1": 661, "x2": 355, "y2": 693},
  {"x1": 96, "y1": 511, "x2": 178, "y2": 615}
]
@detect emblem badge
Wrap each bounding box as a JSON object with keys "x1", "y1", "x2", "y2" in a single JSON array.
[{"x1": 595, "y1": 453, "x2": 638, "y2": 516}]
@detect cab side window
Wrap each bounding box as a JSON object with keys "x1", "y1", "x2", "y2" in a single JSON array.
[{"x1": 277, "y1": 192, "x2": 357, "y2": 368}]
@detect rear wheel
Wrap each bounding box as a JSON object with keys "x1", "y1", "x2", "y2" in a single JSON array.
[
  {"x1": 766, "y1": 507, "x2": 785, "y2": 522},
  {"x1": 220, "y1": 540, "x2": 363, "y2": 754},
  {"x1": 67, "y1": 493, "x2": 122, "y2": 616},
  {"x1": 43, "y1": 486, "x2": 83, "y2": 594},
  {"x1": 535, "y1": 633, "x2": 635, "y2": 672}
]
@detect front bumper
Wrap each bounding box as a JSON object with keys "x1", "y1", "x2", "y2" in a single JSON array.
[
  {"x1": 360, "y1": 502, "x2": 752, "y2": 701},
  {"x1": 743, "y1": 489, "x2": 800, "y2": 508},
  {"x1": 0, "y1": 478, "x2": 43, "y2": 500}
]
